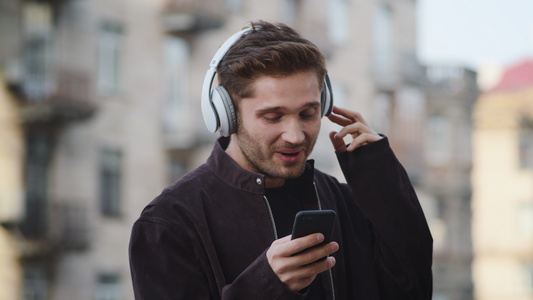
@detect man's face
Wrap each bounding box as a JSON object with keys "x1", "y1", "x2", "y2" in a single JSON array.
[{"x1": 230, "y1": 71, "x2": 322, "y2": 183}]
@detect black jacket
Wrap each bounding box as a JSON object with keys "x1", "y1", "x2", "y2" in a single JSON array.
[{"x1": 129, "y1": 137, "x2": 433, "y2": 299}]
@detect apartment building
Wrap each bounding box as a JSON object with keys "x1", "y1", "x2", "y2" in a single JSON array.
[
  {"x1": 0, "y1": 72, "x2": 24, "y2": 300},
  {"x1": 472, "y1": 58, "x2": 533, "y2": 300},
  {"x1": 1, "y1": 0, "x2": 203, "y2": 298},
  {"x1": 0, "y1": 0, "x2": 476, "y2": 299},
  {"x1": 421, "y1": 66, "x2": 478, "y2": 300}
]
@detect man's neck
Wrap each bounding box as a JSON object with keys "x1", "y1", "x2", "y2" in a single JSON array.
[
  {"x1": 265, "y1": 177, "x2": 285, "y2": 189},
  {"x1": 225, "y1": 136, "x2": 286, "y2": 189}
]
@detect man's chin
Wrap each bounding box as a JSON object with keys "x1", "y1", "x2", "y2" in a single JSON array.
[{"x1": 270, "y1": 164, "x2": 307, "y2": 180}]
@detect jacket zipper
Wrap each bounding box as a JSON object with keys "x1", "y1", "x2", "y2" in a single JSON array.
[
  {"x1": 262, "y1": 195, "x2": 278, "y2": 240},
  {"x1": 263, "y1": 184, "x2": 336, "y2": 300}
]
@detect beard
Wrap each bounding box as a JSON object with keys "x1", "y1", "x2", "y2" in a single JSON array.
[{"x1": 235, "y1": 124, "x2": 316, "y2": 180}]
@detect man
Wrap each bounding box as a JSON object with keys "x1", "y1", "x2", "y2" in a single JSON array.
[{"x1": 129, "y1": 21, "x2": 433, "y2": 299}]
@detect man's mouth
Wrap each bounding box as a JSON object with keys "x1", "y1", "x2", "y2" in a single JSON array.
[
  {"x1": 282, "y1": 151, "x2": 298, "y2": 156},
  {"x1": 276, "y1": 149, "x2": 304, "y2": 162}
]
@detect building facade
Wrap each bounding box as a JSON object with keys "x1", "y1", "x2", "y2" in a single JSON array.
[
  {"x1": 0, "y1": 72, "x2": 24, "y2": 300},
  {"x1": 472, "y1": 59, "x2": 533, "y2": 300},
  {"x1": 0, "y1": 0, "x2": 476, "y2": 299},
  {"x1": 421, "y1": 66, "x2": 478, "y2": 300}
]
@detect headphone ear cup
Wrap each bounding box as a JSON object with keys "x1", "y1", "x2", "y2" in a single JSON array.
[
  {"x1": 211, "y1": 86, "x2": 237, "y2": 136},
  {"x1": 321, "y1": 75, "x2": 334, "y2": 117}
]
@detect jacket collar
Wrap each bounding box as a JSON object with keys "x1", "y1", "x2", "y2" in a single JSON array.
[{"x1": 207, "y1": 137, "x2": 316, "y2": 195}]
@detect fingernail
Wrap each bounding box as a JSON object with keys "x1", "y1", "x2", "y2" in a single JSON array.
[
  {"x1": 329, "y1": 256, "x2": 336, "y2": 267},
  {"x1": 317, "y1": 234, "x2": 324, "y2": 242}
]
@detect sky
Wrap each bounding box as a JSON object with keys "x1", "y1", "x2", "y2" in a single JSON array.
[{"x1": 417, "y1": 0, "x2": 533, "y2": 70}]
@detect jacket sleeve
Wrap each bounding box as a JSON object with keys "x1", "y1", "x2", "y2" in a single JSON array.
[
  {"x1": 129, "y1": 217, "x2": 214, "y2": 300},
  {"x1": 221, "y1": 250, "x2": 308, "y2": 300},
  {"x1": 336, "y1": 137, "x2": 433, "y2": 299},
  {"x1": 129, "y1": 216, "x2": 306, "y2": 300}
]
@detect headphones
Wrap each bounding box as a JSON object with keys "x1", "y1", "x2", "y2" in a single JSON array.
[{"x1": 201, "y1": 27, "x2": 334, "y2": 137}]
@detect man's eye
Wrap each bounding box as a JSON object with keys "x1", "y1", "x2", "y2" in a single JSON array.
[
  {"x1": 300, "y1": 108, "x2": 318, "y2": 119},
  {"x1": 263, "y1": 114, "x2": 281, "y2": 122}
]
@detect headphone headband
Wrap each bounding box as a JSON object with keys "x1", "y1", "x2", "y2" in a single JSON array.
[{"x1": 209, "y1": 28, "x2": 252, "y2": 69}]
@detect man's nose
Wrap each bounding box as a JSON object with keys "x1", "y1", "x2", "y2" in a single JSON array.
[{"x1": 282, "y1": 117, "x2": 305, "y2": 144}]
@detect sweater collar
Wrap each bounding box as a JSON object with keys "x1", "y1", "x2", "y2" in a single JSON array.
[{"x1": 207, "y1": 137, "x2": 315, "y2": 195}]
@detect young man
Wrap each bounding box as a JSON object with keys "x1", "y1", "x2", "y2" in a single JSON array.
[{"x1": 129, "y1": 21, "x2": 433, "y2": 299}]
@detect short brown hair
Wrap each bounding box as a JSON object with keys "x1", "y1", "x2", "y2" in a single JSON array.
[{"x1": 217, "y1": 20, "x2": 327, "y2": 103}]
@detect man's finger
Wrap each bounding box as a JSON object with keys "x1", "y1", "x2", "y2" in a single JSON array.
[
  {"x1": 347, "y1": 133, "x2": 383, "y2": 152},
  {"x1": 287, "y1": 234, "x2": 325, "y2": 256},
  {"x1": 331, "y1": 106, "x2": 369, "y2": 124},
  {"x1": 329, "y1": 131, "x2": 347, "y2": 152}
]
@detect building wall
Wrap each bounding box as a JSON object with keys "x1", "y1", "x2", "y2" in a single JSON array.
[
  {"x1": 472, "y1": 86, "x2": 533, "y2": 300},
  {"x1": 48, "y1": 1, "x2": 169, "y2": 299},
  {"x1": 50, "y1": 1, "x2": 424, "y2": 299},
  {"x1": 0, "y1": 227, "x2": 22, "y2": 300},
  {"x1": 1, "y1": 0, "x2": 457, "y2": 299},
  {"x1": 422, "y1": 66, "x2": 478, "y2": 300},
  {"x1": 0, "y1": 72, "x2": 23, "y2": 300},
  {"x1": 0, "y1": 72, "x2": 24, "y2": 224}
]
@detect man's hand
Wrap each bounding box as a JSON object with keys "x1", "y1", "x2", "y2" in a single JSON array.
[
  {"x1": 327, "y1": 106, "x2": 382, "y2": 152},
  {"x1": 266, "y1": 234, "x2": 339, "y2": 292}
]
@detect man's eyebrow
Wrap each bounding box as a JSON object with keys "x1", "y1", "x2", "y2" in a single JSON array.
[
  {"x1": 255, "y1": 102, "x2": 320, "y2": 114},
  {"x1": 256, "y1": 106, "x2": 283, "y2": 114}
]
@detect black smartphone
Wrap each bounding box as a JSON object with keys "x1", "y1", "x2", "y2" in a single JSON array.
[{"x1": 291, "y1": 210, "x2": 336, "y2": 261}]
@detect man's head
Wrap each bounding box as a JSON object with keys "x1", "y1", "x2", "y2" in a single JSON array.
[
  {"x1": 220, "y1": 21, "x2": 329, "y2": 187},
  {"x1": 217, "y1": 20, "x2": 327, "y2": 112}
]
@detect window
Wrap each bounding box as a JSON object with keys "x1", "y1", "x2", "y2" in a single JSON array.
[
  {"x1": 457, "y1": 119, "x2": 473, "y2": 165},
  {"x1": 519, "y1": 117, "x2": 533, "y2": 169},
  {"x1": 163, "y1": 36, "x2": 190, "y2": 133},
  {"x1": 98, "y1": 22, "x2": 123, "y2": 95},
  {"x1": 372, "y1": 92, "x2": 393, "y2": 135},
  {"x1": 425, "y1": 114, "x2": 451, "y2": 166},
  {"x1": 95, "y1": 273, "x2": 121, "y2": 300},
  {"x1": 24, "y1": 35, "x2": 51, "y2": 100},
  {"x1": 168, "y1": 155, "x2": 187, "y2": 183},
  {"x1": 23, "y1": 265, "x2": 49, "y2": 300},
  {"x1": 395, "y1": 87, "x2": 425, "y2": 142},
  {"x1": 99, "y1": 149, "x2": 122, "y2": 216},
  {"x1": 518, "y1": 202, "x2": 533, "y2": 237},
  {"x1": 22, "y1": 2, "x2": 53, "y2": 101},
  {"x1": 372, "y1": 3, "x2": 393, "y2": 74},
  {"x1": 328, "y1": 0, "x2": 349, "y2": 45},
  {"x1": 23, "y1": 131, "x2": 52, "y2": 237}
]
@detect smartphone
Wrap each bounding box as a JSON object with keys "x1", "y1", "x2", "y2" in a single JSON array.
[{"x1": 291, "y1": 210, "x2": 336, "y2": 261}]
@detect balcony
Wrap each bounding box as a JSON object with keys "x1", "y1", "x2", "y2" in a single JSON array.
[
  {"x1": 425, "y1": 66, "x2": 478, "y2": 97},
  {"x1": 14, "y1": 68, "x2": 96, "y2": 125},
  {"x1": 48, "y1": 202, "x2": 90, "y2": 250},
  {"x1": 162, "y1": 0, "x2": 227, "y2": 33},
  {"x1": 400, "y1": 52, "x2": 426, "y2": 85},
  {"x1": 19, "y1": 200, "x2": 91, "y2": 256}
]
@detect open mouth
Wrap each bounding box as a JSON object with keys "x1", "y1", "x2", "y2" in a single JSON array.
[
  {"x1": 281, "y1": 152, "x2": 299, "y2": 157},
  {"x1": 276, "y1": 149, "x2": 304, "y2": 162}
]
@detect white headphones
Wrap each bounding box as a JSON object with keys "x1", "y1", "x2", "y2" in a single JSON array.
[{"x1": 201, "y1": 27, "x2": 334, "y2": 137}]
